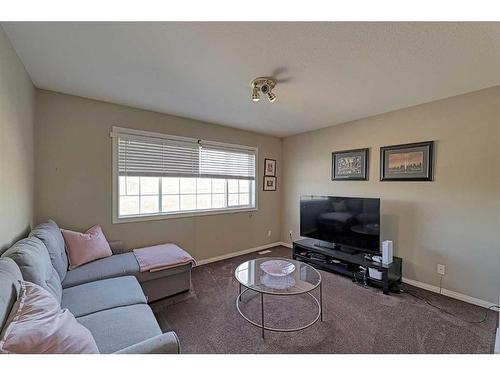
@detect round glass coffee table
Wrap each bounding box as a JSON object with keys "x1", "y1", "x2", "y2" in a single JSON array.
[{"x1": 234, "y1": 257, "x2": 322, "y2": 338}]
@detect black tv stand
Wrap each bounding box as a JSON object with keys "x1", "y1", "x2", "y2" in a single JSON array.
[
  {"x1": 315, "y1": 242, "x2": 358, "y2": 254},
  {"x1": 293, "y1": 238, "x2": 402, "y2": 294}
]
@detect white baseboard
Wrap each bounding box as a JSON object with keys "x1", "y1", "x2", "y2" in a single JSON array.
[
  {"x1": 195, "y1": 242, "x2": 284, "y2": 266},
  {"x1": 279, "y1": 241, "x2": 293, "y2": 249},
  {"x1": 402, "y1": 277, "x2": 497, "y2": 309}
]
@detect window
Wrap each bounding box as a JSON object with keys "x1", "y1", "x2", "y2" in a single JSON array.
[{"x1": 113, "y1": 127, "x2": 257, "y2": 221}]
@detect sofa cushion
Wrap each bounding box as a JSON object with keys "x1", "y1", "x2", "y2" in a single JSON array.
[
  {"x1": 77, "y1": 304, "x2": 162, "y2": 354},
  {"x1": 62, "y1": 252, "x2": 139, "y2": 288},
  {"x1": 0, "y1": 258, "x2": 23, "y2": 329},
  {"x1": 30, "y1": 219, "x2": 68, "y2": 281},
  {"x1": 62, "y1": 252, "x2": 192, "y2": 288},
  {"x1": 61, "y1": 276, "x2": 147, "y2": 318},
  {"x1": 2, "y1": 237, "x2": 62, "y2": 303}
]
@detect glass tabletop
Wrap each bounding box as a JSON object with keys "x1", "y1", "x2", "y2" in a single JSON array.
[{"x1": 234, "y1": 258, "x2": 321, "y2": 295}]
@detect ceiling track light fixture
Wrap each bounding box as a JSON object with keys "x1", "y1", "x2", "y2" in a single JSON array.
[{"x1": 251, "y1": 77, "x2": 277, "y2": 103}]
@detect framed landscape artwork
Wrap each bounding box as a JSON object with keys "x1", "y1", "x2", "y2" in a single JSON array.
[
  {"x1": 263, "y1": 176, "x2": 277, "y2": 191},
  {"x1": 380, "y1": 141, "x2": 434, "y2": 181},
  {"x1": 332, "y1": 148, "x2": 368, "y2": 181}
]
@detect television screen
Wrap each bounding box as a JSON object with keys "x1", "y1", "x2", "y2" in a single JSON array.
[{"x1": 300, "y1": 196, "x2": 380, "y2": 253}]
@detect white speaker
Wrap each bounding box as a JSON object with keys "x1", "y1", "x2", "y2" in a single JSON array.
[{"x1": 382, "y1": 240, "x2": 393, "y2": 265}]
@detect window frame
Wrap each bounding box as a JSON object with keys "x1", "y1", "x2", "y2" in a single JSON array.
[{"x1": 112, "y1": 126, "x2": 258, "y2": 224}]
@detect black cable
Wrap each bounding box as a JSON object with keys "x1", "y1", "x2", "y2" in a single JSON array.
[{"x1": 401, "y1": 287, "x2": 499, "y2": 324}]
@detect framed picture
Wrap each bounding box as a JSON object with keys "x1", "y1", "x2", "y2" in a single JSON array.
[
  {"x1": 380, "y1": 141, "x2": 434, "y2": 181},
  {"x1": 332, "y1": 148, "x2": 369, "y2": 181},
  {"x1": 263, "y1": 176, "x2": 277, "y2": 191},
  {"x1": 264, "y1": 158, "x2": 276, "y2": 176}
]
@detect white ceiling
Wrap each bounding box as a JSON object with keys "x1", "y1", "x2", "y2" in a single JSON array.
[{"x1": 3, "y1": 22, "x2": 500, "y2": 137}]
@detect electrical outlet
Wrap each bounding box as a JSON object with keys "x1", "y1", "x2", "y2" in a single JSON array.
[
  {"x1": 267, "y1": 230, "x2": 272, "y2": 237},
  {"x1": 437, "y1": 264, "x2": 445, "y2": 275},
  {"x1": 289, "y1": 230, "x2": 293, "y2": 237}
]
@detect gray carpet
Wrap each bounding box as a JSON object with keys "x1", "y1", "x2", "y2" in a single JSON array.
[{"x1": 151, "y1": 246, "x2": 497, "y2": 353}]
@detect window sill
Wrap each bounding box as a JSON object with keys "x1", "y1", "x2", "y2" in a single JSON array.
[{"x1": 113, "y1": 206, "x2": 258, "y2": 224}]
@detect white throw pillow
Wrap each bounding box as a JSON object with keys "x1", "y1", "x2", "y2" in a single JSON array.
[{"x1": 0, "y1": 280, "x2": 99, "y2": 354}]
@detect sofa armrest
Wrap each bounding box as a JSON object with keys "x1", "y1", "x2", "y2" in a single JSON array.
[
  {"x1": 113, "y1": 332, "x2": 180, "y2": 354},
  {"x1": 108, "y1": 240, "x2": 126, "y2": 255}
]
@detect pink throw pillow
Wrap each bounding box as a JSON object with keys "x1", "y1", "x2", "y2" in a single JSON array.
[
  {"x1": 62, "y1": 225, "x2": 112, "y2": 270},
  {"x1": 0, "y1": 281, "x2": 99, "y2": 354}
]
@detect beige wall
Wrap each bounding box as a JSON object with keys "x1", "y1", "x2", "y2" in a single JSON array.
[
  {"x1": 281, "y1": 87, "x2": 500, "y2": 303},
  {"x1": 32, "y1": 81, "x2": 499, "y2": 302},
  {"x1": 0, "y1": 27, "x2": 35, "y2": 251},
  {"x1": 35, "y1": 90, "x2": 282, "y2": 262}
]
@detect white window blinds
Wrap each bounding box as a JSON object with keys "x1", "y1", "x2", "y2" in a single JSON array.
[
  {"x1": 199, "y1": 144, "x2": 255, "y2": 180},
  {"x1": 116, "y1": 129, "x2": 256, "y2": 180},
  {"x1": 118, "y1": 135, "x2": 200, "y2": 177}
]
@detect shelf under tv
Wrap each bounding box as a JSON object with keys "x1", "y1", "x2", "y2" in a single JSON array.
[{"x1": 292, "y1": 238, "x2": 402, "y2": 294}]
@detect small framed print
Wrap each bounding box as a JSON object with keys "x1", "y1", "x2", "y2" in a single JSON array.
[
  {"x1": 263, "y1": 176, "x2": 277, "y2": 191},
  {"x1": 264, "y1": 158, "x2": 276, "y2": 176},
  {"x1": 380, "y1": 141, "x2": 434, "y2": 181},
  {"x1": 332, "y1": 148, "x2": 369, "y2": 181}
]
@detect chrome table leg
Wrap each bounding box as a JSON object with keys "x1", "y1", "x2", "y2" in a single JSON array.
[{"x1": 261, "y1": 293, "x2": 265, "y2": 339}]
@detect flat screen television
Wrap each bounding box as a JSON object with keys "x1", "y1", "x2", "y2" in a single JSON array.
[{"x1": 300, "y1": 196, "x2": 380, "y2": 254}]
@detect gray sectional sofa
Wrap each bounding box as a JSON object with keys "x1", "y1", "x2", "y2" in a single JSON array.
[{"x1": 0, "y1": 220, "x2": 192, "y2": 354}]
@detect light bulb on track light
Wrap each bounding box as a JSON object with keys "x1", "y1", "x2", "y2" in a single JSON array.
[
  {"x1": 267, "y1": 92, "x2": 276, "y2": 102},
  {"x1": 252, "y1": 86, "x2": 260, "y2": 102}
]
